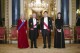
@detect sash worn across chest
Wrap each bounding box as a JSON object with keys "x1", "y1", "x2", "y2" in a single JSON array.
[
  {"x1": 44, "y1": 22, "x2": 50, "y2": 31},
  {"x1": 18, "y1": 21, "x2": 25, "y2": 30},
  {"x1": 33, "y1": 23, "x2": 37, "y2": 28},
  {"x1": 43, "y1": 17, "x2": 51, "y2": 31},
  {"x1": 44, "y1": 22, "x2": 48, "y2": 29}
]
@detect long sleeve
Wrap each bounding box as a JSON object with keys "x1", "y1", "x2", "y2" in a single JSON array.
[
  {"x1": 25, "y1": 20, "x2": 27, "y2": 30},
  {"x1": 29, "y1": 19, "x2": 32, "y2": 28},
  {"x1": 55, "y1": 19, "x2": 63, "y2": 29},
  {"x1": 50, "y1": 18, "x2": 53, "y2": 30},
  {"x1": 55, "y1": 19, "x2": 58, "y2": 29},
  {"x1": 40, "y1": 18, "x2": 43, "y2": 30},
  {"x1": 61, "y1": 19, "x2": 63, "y2": 28},
  {"x1": 29, "y1": 19, "x2": 31, "y2": 28},
  {"x1": 17, "y1": 20, "x2": 20, "y2": 30}
]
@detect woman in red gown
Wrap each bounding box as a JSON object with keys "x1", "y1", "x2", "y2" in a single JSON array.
[{"x1": 17, "y1": 15, "x2": 29, "y2": 48}]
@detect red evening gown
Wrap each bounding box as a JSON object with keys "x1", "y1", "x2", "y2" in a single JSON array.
[{"x1": 17, "y1": 19, "x2": 29, "y2": 48}]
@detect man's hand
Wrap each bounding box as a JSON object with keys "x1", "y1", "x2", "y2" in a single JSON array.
[
  {"x1": 47, "y1": 29, "x2": 50, "y2": 32},
  {"x1": 31, "y1": 28, "x2": 34, "y2": 30},
  {"x1": 40, "y1": 30, "x2": 42, "y2": 32}
]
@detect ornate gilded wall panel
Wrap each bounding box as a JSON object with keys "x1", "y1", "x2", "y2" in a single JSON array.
[{"x1": 5, "y1": 0, "x2": 9, "y2": 42}]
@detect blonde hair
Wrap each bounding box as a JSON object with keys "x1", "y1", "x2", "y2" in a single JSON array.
[{"x1": 20, "y1": 14, "x2": 26, "y2": 20}]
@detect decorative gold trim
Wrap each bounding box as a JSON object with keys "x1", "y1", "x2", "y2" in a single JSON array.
[
  {"x1": 5, "y1": 0, "x2": 9, "y2": 43},
  {"x1": 63, "y1": 25, "x2": 69, "y2": 27}
]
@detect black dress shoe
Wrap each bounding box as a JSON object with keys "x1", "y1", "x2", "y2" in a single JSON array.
[
  {"x1": 43, "y1": 47, "x2": 46, "y2": 48},
  {"x1": 34, "y1": 47, "x2": 38, "y2": 48},
  {"x1": 48, "y1": 46, "x2": 51, "y2": 48},
  {"x1": 43, "y1": 45, "x2": 46, "y2": 48},
  {"x1": 43, "y1": 46, "x2": 46, "y2": 48},
  {"x1": 30, "y1": 47, "x2": 33, "y2": 48},
  {"x1": 48, "y1": 47, "x2": 51, "y2": 49}
]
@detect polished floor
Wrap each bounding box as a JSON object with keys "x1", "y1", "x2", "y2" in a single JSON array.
[
  {"x1": 0, "y1": 43, "x2": 80, "y2": 53},
  {"x1": 0, "y1": 33, "x2": 80, "y2": 53}
]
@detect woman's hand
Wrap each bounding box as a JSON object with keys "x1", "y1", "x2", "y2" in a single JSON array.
[
  {"x1": 17, "y1": 30, "x2": 18, "y2": 33},
  {"x1": 26, "y1": 31, "x2": 27, "y2": 33},
  {"x1": 57, "y1": 29, "x2": 61, "y2": 32},
  {"x1": 17, "y1": 30, "x2": 18, "y2": 37}
]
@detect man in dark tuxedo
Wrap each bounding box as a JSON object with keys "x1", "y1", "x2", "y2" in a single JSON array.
[
  {"x1": 40, "y1": 11, "x2": 53, "y2": 48},
  {"x1": 29, "y1": 13, "x2": 38, "y2": 48}
]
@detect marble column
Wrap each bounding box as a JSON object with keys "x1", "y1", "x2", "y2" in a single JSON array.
[
  {"x1": 12, "y1": 0, "x2": 20, "y2": 26},
  {"x1": 72, "y1": 0, "x2": 76, "y2": 43},
  {"x1": 5, "y1": 0, "x2": 9, "y2": 43},
  {"x1": 56, "y1": 0, "x2": 61, "y2": 13},
  {"x1": 9, "y1": 0, "x2": 12, "y2": 28},
  {"x1": 61, "y1": 0, "x2": 69, "y2": 26},
  {"x1": 69, "y1": 0, "x2": 72, "y2": 27},
  {"x1": 20, "y1": 0, "x2": 24, "y2": 15}
]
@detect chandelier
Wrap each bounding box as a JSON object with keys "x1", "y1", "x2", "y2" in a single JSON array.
[{"x1": 28, "y1": 0, "x2": 48, "y2": 12}]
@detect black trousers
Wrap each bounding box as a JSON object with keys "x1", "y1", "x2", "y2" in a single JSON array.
[
  {"x1": 42, "y1": 29, "x2": 51, "y2": 47},
  {"x1": 31, "y1": 39, "x2": 37, "y2": 48},
  {"x1": 30, "y1": 28, "x2": 38, "y2": 48}
]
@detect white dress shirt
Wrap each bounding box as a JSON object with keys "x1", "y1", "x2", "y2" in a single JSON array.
[
  {"x1": 44, "y1": 17, "x2": 48, "y2": 29},
  {"x1": 33, "y1": 18, "x2": 37, "y2": 28}
]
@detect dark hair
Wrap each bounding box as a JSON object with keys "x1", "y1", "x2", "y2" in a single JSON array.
[
  {"x1": 44, "y1": 11, "x2": 48, "y2": 14},
  {"x1": 57, "y1": 12, "x2": 62, "y2": 19}
]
